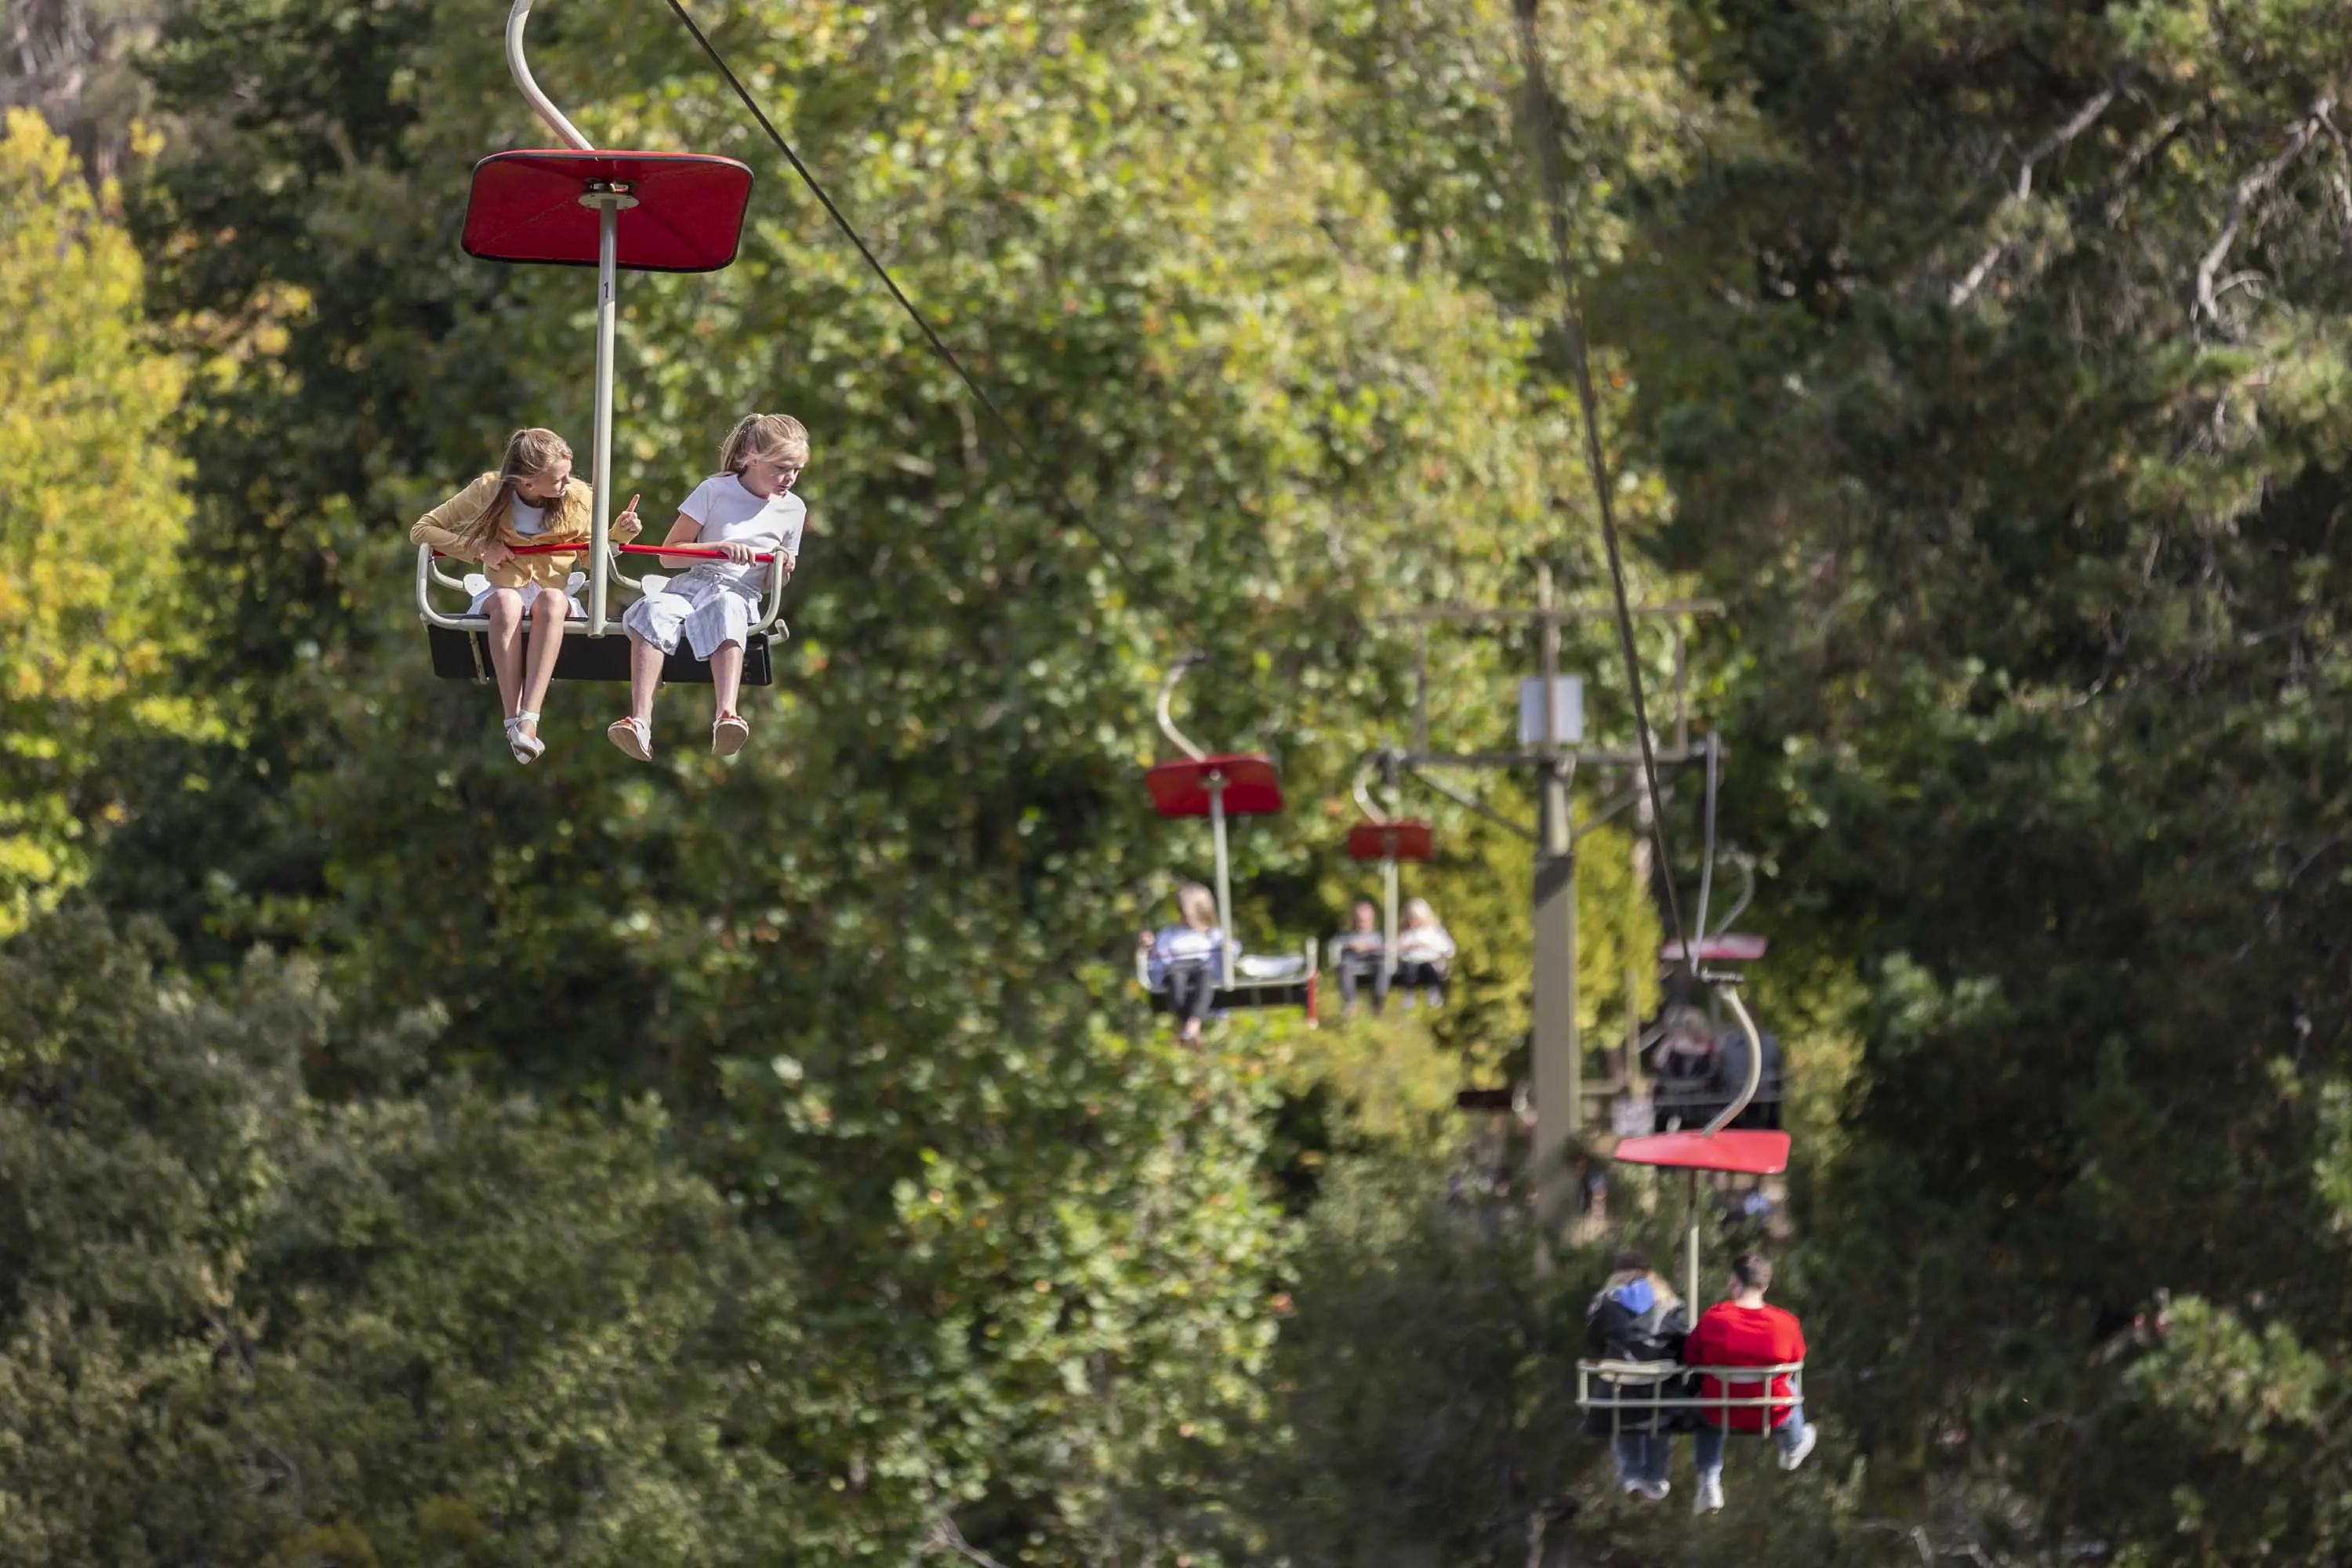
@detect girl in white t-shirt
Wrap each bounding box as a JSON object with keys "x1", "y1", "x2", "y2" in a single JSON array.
[{"x1": 608, "y1": 414, "x2": 809, "y2": 760}]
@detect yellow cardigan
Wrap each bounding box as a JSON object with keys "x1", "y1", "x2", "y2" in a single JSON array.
[{"x1": 409, "y1": 472, "x2": 641, "y2": 590}]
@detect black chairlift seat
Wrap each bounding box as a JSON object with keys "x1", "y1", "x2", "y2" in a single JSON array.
[
  {"x1": 1134, "y1": 949, "x2": 1318, "y2": 1015},
  {"x1": 416, "y1": 541, "x2": 789, "y2": 684}
]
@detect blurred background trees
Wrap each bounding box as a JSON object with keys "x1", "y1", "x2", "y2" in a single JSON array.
[{"x1": 8, "y1": 0, "x2": 2352, "y2": 1562}]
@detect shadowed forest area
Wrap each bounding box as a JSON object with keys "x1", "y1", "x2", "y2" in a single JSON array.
[{"x1": 7, "y1": 0, "x2": 2352, "y2": 1563}]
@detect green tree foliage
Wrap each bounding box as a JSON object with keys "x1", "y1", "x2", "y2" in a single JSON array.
[
  {"x1": 0, "y1": 107, "x2": 202, "y2": 938},
  {"x1": 95, "y1": 0, "x2": 1624, "y2": 1560},
  {"x1": 1597, "y1": 1, "x2": 2352, "y2": 1560},
  {"x1": 0, "y1": 909, "x2": 805, "y2": 1564}
]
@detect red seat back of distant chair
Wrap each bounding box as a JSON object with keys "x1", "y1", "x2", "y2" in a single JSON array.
[
  {"x1": 1660, "y1": 933, "x2": 1770, "y2": 964},
  {"x1": 1611, "y1": 1129, "x2": 1791, "y2": 1176},
  {"x1": 1346, "y1": 820, "x2": 1435, "y2": 862},
  {"x1": 1145, "y1": 755, "x2": 1284, "y2": 818},
  {"x1": 463, "y1": 150, "x2": 754, "y2": 272}
]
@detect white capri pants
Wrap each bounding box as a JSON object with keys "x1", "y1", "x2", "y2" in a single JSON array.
[{"x1": 621, "y1": 566, "x2": 760, "y2": 661}]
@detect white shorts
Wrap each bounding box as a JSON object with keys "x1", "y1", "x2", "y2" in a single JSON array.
[
  {"x1": 465, "y1": 572, "x2": 586, "y2": 619},
  {"x1": 620, "y1": 567, "x2": 760, "y2": 660}
]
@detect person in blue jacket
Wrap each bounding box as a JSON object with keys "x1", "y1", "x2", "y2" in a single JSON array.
[{"x1": 1584, "y1": 1250, "x2": 1691, "y2": 1501}]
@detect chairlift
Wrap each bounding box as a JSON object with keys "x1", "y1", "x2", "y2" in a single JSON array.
[
  {"x1": 1577, "y1": 983, "x2": 1805, "y2": 1438},
  {"x1": 416, "y1": 0, "x2": 782, "y2": 684},
  {"x1": 1333, "y1": 750, "x2": 1437, "y2": 1018},
  {"x1": 1135, "y1": 658, "x2": 1317, "y2": 1015},
  {"x1": 1644, "y1": 848, "x2": 1788, "y2": 1129}
]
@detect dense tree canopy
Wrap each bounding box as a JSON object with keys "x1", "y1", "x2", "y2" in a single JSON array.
[{"x1": 13, "y1": 0, "x2": 2352, "y2": 1562}]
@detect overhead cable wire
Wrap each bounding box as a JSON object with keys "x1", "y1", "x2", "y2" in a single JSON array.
[
  {"x1": 659, "y1": 0, "x2": 1131, "y2": 574},
  {"x1": 1508, "y1": 0, "x2": 1697, "y2": 986}
]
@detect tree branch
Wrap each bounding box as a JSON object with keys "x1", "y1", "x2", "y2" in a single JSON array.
[
  {"x1": 1950, "y1": 83, "x2": 2118, "y2": 307},
  {"x1": 925, "y1": 1519, "x2": 1013, "y2": 1568},
  {"x1": 2195, "y1": 93, "x2": 2337, "y2": 332}
]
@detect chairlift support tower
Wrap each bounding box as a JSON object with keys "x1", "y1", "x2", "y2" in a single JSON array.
[{"x1": 1377, "y1": 569, "x2": 1723, "y2": 1225}]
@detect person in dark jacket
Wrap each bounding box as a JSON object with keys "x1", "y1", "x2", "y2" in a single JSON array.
[
  {"x1": 1715, "y1": 1025, "x2": 1786, "y2": 1131},
  {"x1": 1582, "y1": 1250, "x2": 1690, "y2": 1501}
]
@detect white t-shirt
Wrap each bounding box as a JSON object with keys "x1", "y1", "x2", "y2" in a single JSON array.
[
  {"x1": 509, "y1": 497, "x2": 548, "y2": 536},
  {"x1": 678, "y1": 473, "x2": 806, "y2": 590}
]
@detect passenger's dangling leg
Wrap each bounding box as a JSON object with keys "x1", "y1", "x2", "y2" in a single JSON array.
[
  {"x1": 482, "y1": 588, "x2": 526, "y2": 719},
  {"x1": 1691, "y1": 1425, "x2": 1726, "y2": 1514},
  {"x1": 517, "y1": 587, "x2": 568, "y2": 731},
  {"x1": 709, "y1": 639, "x2": 749, "y2": 757}
]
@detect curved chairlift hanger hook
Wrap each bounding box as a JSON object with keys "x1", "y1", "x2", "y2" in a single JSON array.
[
  {"x1": 1156, "y1": 654, "x2": 1212, "y2": 764},
  {"x1": 506, "y1": 0, "x2": 593, "y2": 151},
  {"x1": 1351, "y1": 747, "x2": 1408, "y2": 826}
]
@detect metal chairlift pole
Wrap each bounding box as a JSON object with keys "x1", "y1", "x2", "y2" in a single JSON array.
[
  {"x1": 589, "y1": 200, "x2": 619, "y2": 633},
  {"x1": 1679, "y1": 984, "x2": 1768, "y2": 1307},
  {"x1": 1531, "y1": 563, "x2": 1580, "y2": 1228},
  {"x1": 1382, "y1": 850, "x2": 1399, "y2": 975},
  {"x1": 1208, "y1": 772, "x2": 1236, "y2": 976},
  {"x1": 504, "y1": 0, "x2": 619, "y2": 633}
]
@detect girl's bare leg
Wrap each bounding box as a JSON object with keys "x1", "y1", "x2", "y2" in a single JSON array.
[
  {"x1": 709, "y1": 641, "x2": 745, "y2": 719},
  {"x1": 519, "y1": 590, "x2": 568, "y2": 719},
  {"x1": 483, "y1": 590, "x2": 524, "y2": 717},
  {"x1": 627, "y1": 631, "x2": 666, "y2": 724}
]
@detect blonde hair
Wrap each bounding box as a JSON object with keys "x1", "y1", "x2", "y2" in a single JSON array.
[
  {"x1": 1404, "y1": 897, "x2": 1439, "y2": 927},
  {"x1": 460, "y1": 426, "x2": 573, "y2": 550},
  {"x1": 718, "y1": 412, "x2": 811, "y2": 475},
  {"x1": 1177, "y1": 882, "x2": 1218, "y2": 931}
]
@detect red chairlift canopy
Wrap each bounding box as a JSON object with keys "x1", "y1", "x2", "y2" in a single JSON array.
[
  {"x1": 1145, "y1": 754, "x2": 1283, "y2": 818},
  {"x1": 1346, "y1": 820, "x2": 1436, "y2": 862},
  {"x1": 1661, "y1": 933, "x2": 1769, "y2": 964},
  {"x1": 1612, "y1": 1129, "x2": 1791, "y2": 1176},
  {"x1": 463, "y1": 150, "x2": 755, "y2": 272}
]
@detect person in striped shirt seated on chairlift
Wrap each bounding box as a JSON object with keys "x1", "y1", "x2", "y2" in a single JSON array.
[{"x1": 1138, "y1": 882, "x2": 1225, "y2": 1046}]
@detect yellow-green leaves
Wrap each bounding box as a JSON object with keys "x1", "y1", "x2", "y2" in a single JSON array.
[{"x1": 0, "y1": 108, "x2": 201, "y2": 935}]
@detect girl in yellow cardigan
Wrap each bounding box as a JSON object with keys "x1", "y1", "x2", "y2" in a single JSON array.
[{"x1": 411, "y1": 428, "x2": 641, "y2": 763}]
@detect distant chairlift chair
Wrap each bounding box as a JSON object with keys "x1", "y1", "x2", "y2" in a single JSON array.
[
  {"x1": 1577, "y1": 985, "x2": 1804, "y2": 1438},
  {"x1": 1337, "y1": 751, "x2": 1436, "y2": 1021},
  {"x1": 1135, "y1": 658, "x2": 1317, "y2": 1017}
]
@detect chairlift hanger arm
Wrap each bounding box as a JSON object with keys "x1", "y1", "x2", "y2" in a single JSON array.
[
  {"x1": 506, "y1": 0, "x2": 592, "y2": 151},
  {"x1": 1352, "y1": 749, "x2": 1400, "y2": 826},
  {"x1": 1710, "y1": 851, "x2": 1755, "y2": 940},
  {"x1": 1156, "y1": 655, "x2": 1210, "y2": 763}
]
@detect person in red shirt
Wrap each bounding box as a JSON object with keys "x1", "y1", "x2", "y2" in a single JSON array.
[{"x1": 1681, "y1": 1251, "x2": 1817, "y2": 1514}]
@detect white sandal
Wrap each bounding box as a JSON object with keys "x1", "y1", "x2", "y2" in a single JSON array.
[
  {"x1": 607, "y1": 716, "x2": 653, "y2": 762},
  {"x1": 506, "y1": 712, "x2": 546, "y2": 766},
  {"x1": 712, "y1": 712, "x2": 750, "y2": 758}
]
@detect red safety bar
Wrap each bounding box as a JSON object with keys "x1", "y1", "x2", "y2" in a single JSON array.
[{"x1": 440, "y1": 542, "x2": 784, "y2": 563}]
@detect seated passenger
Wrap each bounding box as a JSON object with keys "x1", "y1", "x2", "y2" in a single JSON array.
[
  {"x1": 1682, "y1": 1251, "x2": 1816, "y2": 1515},
  {"x1": 1329, "y1": 899, "x2": 1389, "y2": 1019},
  {"x1": 1138, "y1": 881, "x2": 1225, "y2": 1046},
  {"x1": 1583, "y1": 1250, "x2": 1690, "y2": 1502},
  {"x1": 1651, "y1": 1006, "x2": 1725, "y2": 1131},
  {"x1": 409, "y1": 427, "x2": 641, "y2": 764},
  {"x1": 1394, "y1": 898, "x2": 1456, "y2": 1009},
  {"x1": 611, "y1": 413, "x2": 808, "y2": 762}
]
